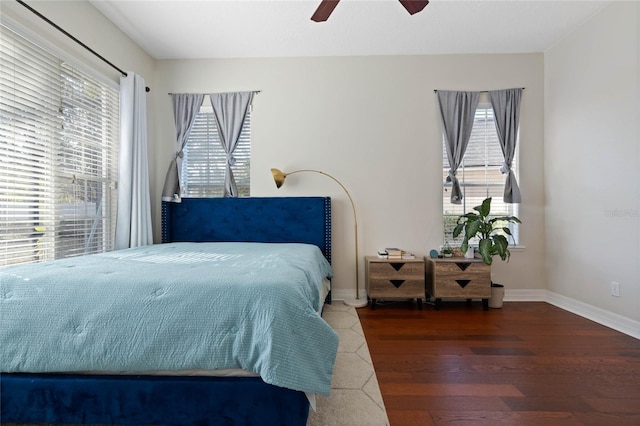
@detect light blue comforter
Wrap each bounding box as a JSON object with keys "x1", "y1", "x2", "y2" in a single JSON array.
[{"x1": 0, "y1": 242, "x2": 338, "y2": 396}]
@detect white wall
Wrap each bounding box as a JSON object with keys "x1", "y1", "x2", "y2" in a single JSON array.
[
  {"x1": 545, "y1": 1, "x2": 640, "y2": 330},
  {"x1": 156, "y1": 54, "x2": 545, "y2": 300}
]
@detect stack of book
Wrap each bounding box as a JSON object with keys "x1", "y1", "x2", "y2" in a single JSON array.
[
  {"x1": 385, "y1": 248, "x2": 403, "y2": 259},
  {"x1": 377, "y1": 248, "x2": 416, "y2": 260}
]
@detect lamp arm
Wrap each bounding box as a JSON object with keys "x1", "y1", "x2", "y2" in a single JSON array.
[
  {"x1": 286, "y1": 170, "x2": 358, "y2": 225},
  {"x1": 286, "y1": 169, "x2": 361, "y2": 300}
]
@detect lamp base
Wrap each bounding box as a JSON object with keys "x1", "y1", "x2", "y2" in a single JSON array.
[{"x1": 343, "y1": 298, "x2": 368, "y2": 308}]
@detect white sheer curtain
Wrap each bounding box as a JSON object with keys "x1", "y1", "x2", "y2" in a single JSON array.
[{"x1": 115, "y1": 72, "x2": 153, "y2": 249}]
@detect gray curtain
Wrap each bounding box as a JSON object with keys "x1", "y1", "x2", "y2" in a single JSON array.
[
  {"x1": 489, "y1": 88, "x2": 523, "y2": 203},
  {"x1": 115, "y1": 72, "x2": 153, "y2": 249},
  {"x1": 437, "y1": 90, "x2": 480, "y2": 204},
  {"x1": 209, "y1": 92, "x2": 254, "y2": 197},
  {"x1": 161, "y1": 94, "x2": 205, "y2": 202}
]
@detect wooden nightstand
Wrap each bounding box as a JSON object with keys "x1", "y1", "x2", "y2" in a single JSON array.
[
  {"x1": 365, "y1": 256, "x2": 425, "y2": 310},
  {"x1": 425, "y1": 257, "x2": 491, "y2": 310}
]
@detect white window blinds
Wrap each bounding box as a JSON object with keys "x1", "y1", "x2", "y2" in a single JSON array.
[
  {"x1": 442, "y1": 104, "x2": 519, "y2": 244},
  {"x1": 181, "y1": 98, "x2": 251, "y2": 197},
  {"x1": 0, "y1": 24, "x2": 119, "y2": 267}
]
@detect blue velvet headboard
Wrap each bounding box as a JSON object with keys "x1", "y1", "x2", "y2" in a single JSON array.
[{"x1": 161, "y1": 197, "x2": 332, "y2": 263}]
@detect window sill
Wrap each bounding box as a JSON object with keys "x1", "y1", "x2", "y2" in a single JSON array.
[{"x1": 467, "y1": 245, "x2": 526, "y2": 252}]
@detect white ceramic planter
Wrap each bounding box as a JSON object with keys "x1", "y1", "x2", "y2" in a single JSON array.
[{"x1": 464, "y1": 246, "x2": 475, "y2": 259}]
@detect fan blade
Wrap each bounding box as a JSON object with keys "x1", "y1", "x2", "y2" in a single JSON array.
[
  {"x1": 311, "y1": 0, "x2": 340, "y2": 22},
  {"x1": 398, "y1": 0, "x2": 429, "y2": 15}
]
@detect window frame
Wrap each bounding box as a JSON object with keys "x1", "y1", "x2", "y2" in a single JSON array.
[
  {"x1": 180, "y1": 96, "x2": 251, "y2": 198},
  {"x1": 0, "y1": 21, "x2": 119, "y2": 267},
  {"x1": 442, "y1": 101, "x2": 520, "y2": 247}
]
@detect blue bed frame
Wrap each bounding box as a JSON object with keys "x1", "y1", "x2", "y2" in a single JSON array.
[
  {"x1": 1, "y1": 196, "x2": 332, "y2": 426},
  {"x1": 162, "y1": 196, "x2": 332, "y2": 263}
]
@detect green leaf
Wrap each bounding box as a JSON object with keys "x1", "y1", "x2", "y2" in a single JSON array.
[
  {"x1": 453, "y1": 223, "x2": 464, "y2": 238},
  {"x1": 465, "y1": 221, "x2": 481, "y2": 240},
  {"x1": 493, "y1": 215, "x2": 521, "y2": 224},
  {"x1": 479, "y1": 197, "x2": 491, "y2": 217},
  {"x1": 493, "y1": 235, "x2": 509, "y2": 261},
  {"x1": 478, "y1": 238, "x2": 493, "y2": 265}
]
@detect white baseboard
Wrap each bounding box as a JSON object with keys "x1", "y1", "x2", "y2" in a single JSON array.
[
  {"x1": 545, "y1": 291, "x2": 640, "y2": 340},
  {"x1": 332, "y1": 289, "x2": 547, "y2": 304},
  {"x1": 332, "y1": 288, "x2": 640, "y2": 340},
  {"x1": 504, "y1": 289, "x2": 546, "y2": 301}
]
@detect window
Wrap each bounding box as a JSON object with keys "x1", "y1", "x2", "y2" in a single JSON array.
[
  {"x1": 180, "y1": 97, "x2": 251, "y2": 197},
  {"x1": 442, "y1": 103, "x2": 519, "y2": 245},
  {"x1": 0, "y1": 24, "x2": 119, "y2": 267}
]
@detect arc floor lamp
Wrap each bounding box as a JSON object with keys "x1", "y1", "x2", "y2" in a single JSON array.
[{"x1": 271, "y1": 168, "x2": 368, "y2": 308}]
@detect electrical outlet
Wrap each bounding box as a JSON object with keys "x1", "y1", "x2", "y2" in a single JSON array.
[{"x1": 611, "y1": 282, "x2": 620, "y2": 297}]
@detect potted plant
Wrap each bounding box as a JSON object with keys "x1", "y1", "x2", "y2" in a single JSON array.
[
  {"x1": 452, "y1": 197, "x2": 521, "y2": 308},
  {"x1": 441, "y1": 243, "x2": 454, "y2": 257}
]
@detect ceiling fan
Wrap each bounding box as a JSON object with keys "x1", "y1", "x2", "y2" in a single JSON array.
[{"x1": 311, "y1": 0, "x2": 429, "y2": 22}]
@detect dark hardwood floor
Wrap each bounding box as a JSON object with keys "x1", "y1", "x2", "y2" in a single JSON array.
[{"x1": 357, "y1": 300, "x2": 640, "y2": 426}]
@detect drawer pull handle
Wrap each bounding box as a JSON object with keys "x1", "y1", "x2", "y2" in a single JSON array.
[
  {"x1": 455, "y1": 279, "x2": 471, "y2": 288},
  {"x1": 390, "y1": 279, "x2": 405, "y2": 288},
  {"x1": 456, "y1": 263, "x2": 471, "y2": 271},
  {"x1": 390, "y1": 263, "x2": 404, "y2": 271}
]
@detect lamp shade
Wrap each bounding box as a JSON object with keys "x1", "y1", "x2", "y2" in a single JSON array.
[{"x1": 270, "y1": 168, "x2": 286, "y2": 188}]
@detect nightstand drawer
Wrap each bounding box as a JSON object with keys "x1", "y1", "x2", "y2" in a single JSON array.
[
  {"x1": 434, "y1": 261, "x2": 489, "y2": 277},
  {"x1": 368, "y1": 279, "x2": 424, "y2": 298},
  {"x1": 368, "y1": 261, "x2": 424, "y2": 279},
  {"x1": 431, "y1": 278, "x2": 491, "y2": 298}
]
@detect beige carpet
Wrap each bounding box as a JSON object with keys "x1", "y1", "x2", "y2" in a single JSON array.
[{"x1": 307, "y1": 303, "x2": 389, "y2": 426}]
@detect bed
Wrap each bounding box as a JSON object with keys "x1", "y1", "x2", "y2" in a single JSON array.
[{"x1": 0, "y1": 196, "x2": 336, "y2": 425}]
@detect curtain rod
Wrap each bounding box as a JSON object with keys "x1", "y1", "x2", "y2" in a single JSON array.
[
  {"x1": 433, "y1": 88, "x2": 525, "y2": 93},
  {"x1": 167, "y1": 91, "x2": 262, "y2": 95},
  {"x1": 15, "y1": 0, "x2": 150, "y2": 93}
]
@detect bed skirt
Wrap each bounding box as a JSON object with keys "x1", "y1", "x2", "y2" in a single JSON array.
[{"x1": 0, "y1": 373, "x2": 310, "y2": 425}]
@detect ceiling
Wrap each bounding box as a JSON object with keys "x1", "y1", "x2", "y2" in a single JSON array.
[{"x1": 89, "y1": 0, "x2": 611, "y2": 60}]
